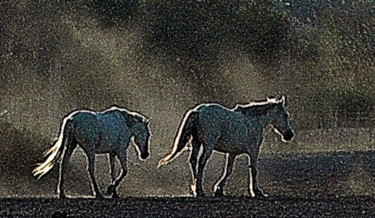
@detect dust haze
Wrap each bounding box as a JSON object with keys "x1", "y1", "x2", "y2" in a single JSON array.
[{"x1": 0, "y1": 0, "x2": 374, "y2": 198}]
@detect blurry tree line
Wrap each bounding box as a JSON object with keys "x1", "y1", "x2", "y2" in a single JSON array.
[{"x1": 0, "y1": 0, "x2": 374, "y2": 134}]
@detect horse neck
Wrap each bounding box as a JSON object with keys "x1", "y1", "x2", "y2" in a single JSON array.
[
  {"x1": 257, "y1": 110, "x2": 275, "y2": 128},
  {"x1": 130, "y1": 121, "x2": 143, "y2": 136},
  {"x1": 119, "y1": 112, "x2": 138, "y2": 135},
  {"x1": 129, "y1": 120, "x2": 143, "y2": 138},
  {"x1": 247, "y1": 105, "x2": 276, "y2": 129}
]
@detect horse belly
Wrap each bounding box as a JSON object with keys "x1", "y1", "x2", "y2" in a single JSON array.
[
  {"x1": 214, "y1": 138, "x2": 247, "y2": 154},
  {"x1": 213, "y1": 124, "x2": 251, "y2": 154},
  {"x1": 95, "y1": 137, "x2": 116, "y2": 153}
]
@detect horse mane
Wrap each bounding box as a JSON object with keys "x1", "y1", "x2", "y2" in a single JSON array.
[
  {"x1": 234, "y1": 98, "x2": 281, "y2": 116},
  {"x1": 107, "y1": 106, "x2": 148, "y2": 127}
]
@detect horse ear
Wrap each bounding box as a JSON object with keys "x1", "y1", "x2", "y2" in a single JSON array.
[
  {"x1": 281, "y1": 96, "x2": 286, "y2": 106},
  {"x1": 267, "y1": 96, "x2": 275, "y2": 101}
]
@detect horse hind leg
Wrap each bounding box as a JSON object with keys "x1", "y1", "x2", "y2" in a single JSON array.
[
  {"x1": 107, "y1": 150, "x2": 128, "y2": 199},
  {"x1": 195, "y1": 144, "x2": 214, "y2": 197},
  {"x1": 189, "y1": 139, "x2": 200, "y2": 196},
  {"x1": 214, "y1": 153, "x2": 236, "y2": 197},
  {"x1": 58, "y1": 138, "x2": 77, "y2": 199},
  {"x1": 86, "y1": 149, "x2": 103, "y2": 199}
]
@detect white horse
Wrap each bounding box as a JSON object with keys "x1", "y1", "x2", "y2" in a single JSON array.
[
  {"x1": 33, "y1": 106, "x2": 151, "y2": 199},
  {"x1": 159, "y1": 96, "x2": 294, "y2": 198}
]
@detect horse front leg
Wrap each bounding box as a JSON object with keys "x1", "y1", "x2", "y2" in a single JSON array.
[
  {"x1": 109, "y1": 153, "x2": 117, "y2": 183},
  {"x1": 106, "y1": 153, "x2": 119, "y2": 198},
  {"x1": 248, "y1": 152, "x2": 268, "y2": 198},
  {"x1": 87, "y1": 150, "x2": 103, "y2": 199},
  {"x1": 214, "y1": 153, "x2": 236, "y2": 197},
  {"x1": 107, "y1": 150, "x2": 127, "y2": 199}
]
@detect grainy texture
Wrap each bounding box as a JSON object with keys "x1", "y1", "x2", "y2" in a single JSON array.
[
  {"x1": 1, "y1": 197, "x2": 374, "y2": 217},
  {"x1": 2, "y1": 151, "x2": 375, "y2": 217},
  {"x1": 1, "y1": 1, "x2": 374, "y2": 216}
]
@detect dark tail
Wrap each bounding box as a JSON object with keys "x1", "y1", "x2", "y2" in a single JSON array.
[
  {"x1": 32, "y1": 117, "x2": 74, "y2": 179},
  {"x1": 158, "y1": 110, "x2": 199, "y2": 167}
]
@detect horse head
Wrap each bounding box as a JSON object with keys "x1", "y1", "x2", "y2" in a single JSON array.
[
  {"x1": 133, "y1": 119, "x2": 151, "y2": 160},
  {"x1": 271, "y1": 96, "x2": 294, "y2": 142}
]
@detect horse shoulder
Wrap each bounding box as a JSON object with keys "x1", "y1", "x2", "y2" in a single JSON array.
[
  {"x1": 99, "y1": 111, "x2": 128, "y2": 128},
  {"x1": 113, "y1": 111, "x2": 132, "y2": 136}
]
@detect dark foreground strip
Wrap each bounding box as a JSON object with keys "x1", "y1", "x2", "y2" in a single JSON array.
[{"x1": 1, "y1": 196, "x2": 374, "y2": 217}]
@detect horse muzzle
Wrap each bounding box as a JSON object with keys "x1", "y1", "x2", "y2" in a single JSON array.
[
  {"x1": 283, "y1": 131, "x2": 294, "y2": 141},
  {"x1": 140, "y1": 152, "x2": 150, "y2": 160}
]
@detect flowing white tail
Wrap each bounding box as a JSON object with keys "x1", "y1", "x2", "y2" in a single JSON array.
[
  {"x1": 32, "y1": 118, "x2": 72, "y2": 179},
  {"x1": 158, "y1": 110, "x2": 199, "y2": 167}
]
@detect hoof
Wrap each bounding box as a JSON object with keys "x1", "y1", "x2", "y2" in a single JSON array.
[
  {"x1": 59, "y1": 192, "x2": 67, "y2": 199},
  {"x1": 196, "y1": 192, "x2": 206, "y2": 198},
  {"x1": 107, "y1": 185, "x2": 115, "y2": 195},
  {"x1": 112, "y1": 192, "x2": 120, "y2": 199},
  {"x1": 254, "y1": 188, "x2": 268, "y2": 198},
  {"x1": 254, "y1": 194, "x2": 268, "y2": 199},
  {"x1": 214, "y1": 189, "x2": 224, "y2": 198},
  {"x1": 190, "y1": 181, "x2": 197, "y2": 196},
  {"x1": 188, "y1": 190, "x2": 195, "y2": 197},
  {"x1": 95, "y1": 193, "x2": 105, "y2": 199}
]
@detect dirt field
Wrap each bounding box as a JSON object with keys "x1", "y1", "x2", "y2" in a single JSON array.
[
  {"x1": 2, "y1": 151, "x2": 375, "y2": 217},
  {"x1": 1, "y1": 196, "x2": 375, "y2": 217}
]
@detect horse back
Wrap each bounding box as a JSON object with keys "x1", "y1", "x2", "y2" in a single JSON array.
[
  {"x1": 195, "y1": 104, "x2": 246, "y2": 127},
  {"x1": 69, "y1": 111, "x2": 101, "y2": 142},
  {"x1": 69, "y1": 110, "x2": 131, "y2": 152},
  {"x1": 98, "y1": 110, "x2": 129, "y2": 134},
  {"x1": 195, "y1": 104, "x2": 253, "y2": 141}
]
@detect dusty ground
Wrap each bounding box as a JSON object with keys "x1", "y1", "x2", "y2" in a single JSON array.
[
  {"x1": 1, "y1": 196, "x2": 375, "y2": 217},
  {"x1": 1, "y1": 151, "x2": 375, "y2": 217}
]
